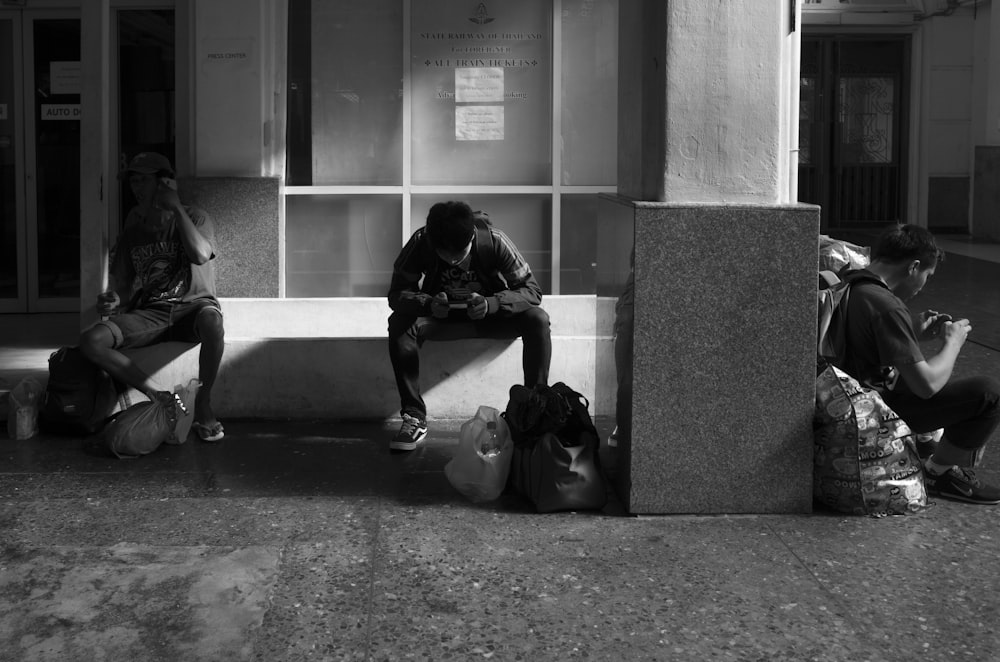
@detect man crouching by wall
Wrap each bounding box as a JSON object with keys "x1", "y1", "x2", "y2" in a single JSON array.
[
  {"x1": 386, "y1": 200, "x2": 551, "y2": 450},
  {"x1": 840, "y1": 224, "x2": 1000, "y2": 504},
  {"x1": 79, "y1": 152, "x2": 226, "y2": 442}
]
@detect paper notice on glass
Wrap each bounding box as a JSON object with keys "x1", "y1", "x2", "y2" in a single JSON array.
[
  {"x1": 456, "y1": 106, "x2": 504, "y2": 141},
  {"x1": 50, "y1": 61, "x2": 82, "y2": 95},
  {"x1": 455, "y1": 67, "x2": 504, "y2": 103}
]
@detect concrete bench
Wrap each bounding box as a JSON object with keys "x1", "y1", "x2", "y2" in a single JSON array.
[{"x1": 123, "y1": 296, "x2": 618, "y2": 421}]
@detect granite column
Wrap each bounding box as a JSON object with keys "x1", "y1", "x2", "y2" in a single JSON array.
[{"x1": 603, "y1": 0, "x2": 820, "y2": 513}]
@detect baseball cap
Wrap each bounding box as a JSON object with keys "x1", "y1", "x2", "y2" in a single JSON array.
[{"x1": 120, "y1": 152, "x2": 174, "y2": 178}]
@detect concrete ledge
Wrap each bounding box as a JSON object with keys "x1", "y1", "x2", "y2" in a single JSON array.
[
  {"x1": 125, "y1": 336, "x2": 613, "y2": 420},
  {"x1": 216, "y1": 295, "x2": 606, "y2": 338},
  {"x1": 117, "y1": 296, "x2": 618, "y2": 421}
]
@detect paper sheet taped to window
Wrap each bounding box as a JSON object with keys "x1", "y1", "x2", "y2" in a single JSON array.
[
  {"x1": 455, "y1": 67, "x2": 504, "y2": 103},
  {"x1": 456, "y1": 106, "x2": 504, "y2": 141}
]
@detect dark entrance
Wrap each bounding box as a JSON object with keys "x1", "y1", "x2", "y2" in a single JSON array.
[{"x1": 799, "y1": 36, "x2": 910, "y2": 231}]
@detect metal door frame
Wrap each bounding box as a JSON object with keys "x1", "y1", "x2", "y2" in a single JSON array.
[
  {"x1": 0, "y1": 11, "x2": 27, "y2": 312},
  {"x1": 1, "y1": 8, "x2": 81, "y2": 313},
  {"x1": 800, "y1": 33, "x2": 911, "y2": 231}
]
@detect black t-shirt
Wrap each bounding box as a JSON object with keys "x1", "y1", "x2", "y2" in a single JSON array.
[
  {"x1": 843, "y1": 271, "x2": 924, "y2": 392},
  {"x1": 110, "y1": 205, "x2": 217, "y2": 307}
]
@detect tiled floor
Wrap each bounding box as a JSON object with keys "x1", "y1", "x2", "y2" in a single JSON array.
[{"x1": 2, "y1": 237, "x2": 1000, "y2": 661}]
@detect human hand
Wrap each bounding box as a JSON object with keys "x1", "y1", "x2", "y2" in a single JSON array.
[
  {"x1": 97, "y1": 291, "x2": 120, "y2": 317},
  {"x1": 153, "y1": 177, "x2": 180, "y2": 210},
  {"x1": 430, "y1": 292, "x2": 450, "y2": 319},
  {"x1": 918, "y1": 310, "x2": 953, "y2": 339},
  {"x1": 941, "y1": 318, "x2": 972, "y2": 347},
  {"x1": 466, "y1": 292, "x2": 488, "y2": 320}
]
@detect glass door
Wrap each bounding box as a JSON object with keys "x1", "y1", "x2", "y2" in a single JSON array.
[
  {"x1": 28, "y1": 14, "x2": 81, "y2": 311},
  {"x1": 0, "y1": 10, "x2": 80, "y2": 313},
  {"x1": 0, "y1": 13, "x2": 25, "y2": 312},
  {"x1": 799, "y1": 36, "x2": 909, "y2": 231}
]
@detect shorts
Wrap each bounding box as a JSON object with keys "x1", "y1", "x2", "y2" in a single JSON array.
[{"x1": 97, "y1": 298, "x2": 222, "y2": 350}]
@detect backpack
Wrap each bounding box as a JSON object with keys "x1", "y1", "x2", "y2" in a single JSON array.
[
  {"x1": 40, "y1": 346, "x2": 120, "y2": 435},
  {"x1": 504, "y1": 382, "x2": 607, "y2": 513},
  {"x1": 816, "y1": 269, "x2": 886, "y2": 373}
]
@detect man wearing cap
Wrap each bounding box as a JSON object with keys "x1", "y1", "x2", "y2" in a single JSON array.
[{"x1": 78, "y1": 152, "x2": 226, "y2": 442}]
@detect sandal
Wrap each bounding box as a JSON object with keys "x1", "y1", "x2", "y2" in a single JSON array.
[{"x1": 192, "y1": 421, "x2": 225, "y2": 442}]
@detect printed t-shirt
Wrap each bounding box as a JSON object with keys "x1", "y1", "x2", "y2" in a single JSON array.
[{"x1": 110, "y1": 205, "x2": 217, "y2": 307}]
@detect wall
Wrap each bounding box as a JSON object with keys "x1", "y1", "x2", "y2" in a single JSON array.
[
  {"x1": 923, "y1": 10, "x2": 975, "y2": 231},
  {"x1": 193, "y1": 0, "x2": 281, "y2": 176}
]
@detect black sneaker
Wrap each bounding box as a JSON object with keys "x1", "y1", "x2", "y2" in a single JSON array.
[
  {"x1": 390, "y1": 414, "x2": 428, "y2": 451},
  {"x1": 924, "y1": 466, "x2": 1000, "y2": 505}
]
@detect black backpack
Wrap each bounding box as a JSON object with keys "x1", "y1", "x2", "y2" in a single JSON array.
[
  {"x1": 40, "y1": 347, "x2": 120, "y2": 435},
  {"x1": 503, "y1": 382, "x2": 607, "y2": 513}
]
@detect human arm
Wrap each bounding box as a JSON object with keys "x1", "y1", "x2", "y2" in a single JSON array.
[
  {"x1": 895, "y1": 318, "x2": 971, "y2": 398},
  {"x1": 101, "y1": 226, "x2": 137, "y2": 314},
  {"x1": 387, "y1": 230, "x2": 435, "y2": 316},
  {"x1": 156, "y1": 179, "x2": 214, "y2": 265},
  {"x1": 481, "y1": 230, "x2": 543, "y2": 316}
]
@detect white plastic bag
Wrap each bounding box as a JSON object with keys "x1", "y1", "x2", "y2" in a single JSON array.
[
  {"x1": 7, "y1": 377, "x2": 44, "y2": 440},
  {"x1": 166, "y1": 379, "x2": 201, "y2": 444},
  {"x1": 444, "y1": 405, "x2": 513, "y2": 503}
]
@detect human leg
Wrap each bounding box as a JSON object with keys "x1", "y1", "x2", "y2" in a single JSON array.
[
  {"x1": 388, "y1": 312, "x2": 427, "y2": 420},
  {"x1": 388, "y1": 312, "x2": 429, "y2": 450},
  {"x1": 612, "y1": 302, "x2": 634, "y2": 447},
  {"x1": 171, "y1": 302, "x2": 225, "y2": 439},
  {"x1": 79, "y1": 306, "x2": 172, "y2": 398},
  {"x1": 518, "y1": 307, "x2": 551, "y2": 388},
  {"x1": 887, "y1": 376, "x2": 1000, "y2": 504},
  {"x1": 473, "y1": 308, "x2": 551, "y2": 387},
  {"x1": 886, "y1": 376, "x2": 1000, "y2": 461}
]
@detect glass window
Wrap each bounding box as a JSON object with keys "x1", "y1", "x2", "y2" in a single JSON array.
[
  {"x1": 33, "y1": 19, "x2": 80, "y2": 299},
  {"x1": 561, "y1": 0, "x2": 617, "y2": 186},
  {"x1": 559, "y1": 195, "x2": 599, "y2": 294},
  {"x1": 411, "y1": 194, "x2": 551, "y2": 292},
  {"x1": 410, "y1": 0, "x2": 552, "y2": 185},
  {"x1": 0, "y1": 19, "x2": 17, "y2": 299},
  {"x1": 285, "y1": 195, "x2": 402, "y2": 297},
  {"x1": 118, "y1": 10, "x2": 175, "y2": 230},
  {"x1": 286, "y1": 0, "x2": 403, "y2": 185}
]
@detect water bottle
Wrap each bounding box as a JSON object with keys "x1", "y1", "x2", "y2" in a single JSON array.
[{"x1": 480, "y1": 420, "x2": 502, "y2": 458}]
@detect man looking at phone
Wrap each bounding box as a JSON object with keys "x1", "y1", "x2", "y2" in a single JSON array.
[
  {"x1": 386, "y1": 200, "x2": 551, "y2": 450},
  {"x1": 838, "y1": 224, "x2": 1000, "y2": 504},
  {"x1": 79, "y1": 152, "x2": 226, "y2": 442}
]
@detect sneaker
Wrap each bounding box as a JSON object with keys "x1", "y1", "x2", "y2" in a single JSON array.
[
  {"x1": 924, "y1": 466, "x2": 1000, "y2": 505},
  {"x1": 390, "y1": 414, "x2": 428, "y2": 451}
]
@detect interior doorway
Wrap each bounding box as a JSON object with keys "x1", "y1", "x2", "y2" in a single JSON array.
[
  {"x1": 0, "y1": 10, "x2": 81, "y2": 313},
  {"x1": 799, "y1": 36, "x2": 910, "y2": 231}
]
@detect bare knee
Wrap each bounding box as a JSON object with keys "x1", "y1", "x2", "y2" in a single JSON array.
[
  {"x1": 79, "y1": 324, "x2": 115, "y2": 361},
  {"x1": 196, "y1": 308, "x2": 225, "y2": 344}
]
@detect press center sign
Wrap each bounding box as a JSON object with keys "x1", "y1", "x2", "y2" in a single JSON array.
[{"x1": 41, "y1": 104, "x2": 81, "y2": 120}]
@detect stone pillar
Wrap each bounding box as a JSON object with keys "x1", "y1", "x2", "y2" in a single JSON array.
[
  {"x1": 611, "y1": 0, "x2": 819, "y2": 513},
  {"x1": 79, "y1": 0, "x2": 112, "y2": 331},
  {"x1": 973, "y1": 3, "x2": 1000, "y2": 240}
]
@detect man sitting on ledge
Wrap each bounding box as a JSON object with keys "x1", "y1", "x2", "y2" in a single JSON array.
[
  {"x1": 79, "y1": 152, "x2": 226, "y2": 442},
  {"x1": 386, "y1": 200, "x2": 551, "y2": 450},
  {"x1": 839, "y1": 224, "x2": 1000, "y2": 504}
]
